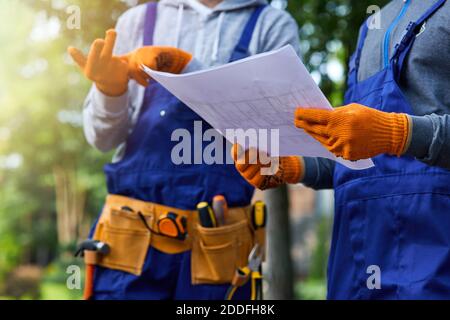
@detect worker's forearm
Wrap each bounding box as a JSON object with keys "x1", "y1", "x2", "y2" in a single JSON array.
[
  {"x1": 82, "y1": 56, "x2": 199, "y2": 154},
  {"x1": 80, "y1": 14, "x2": 131, "y2": 153},
  {"x1": 83, "y1": 85, "x2": 131, "y2": 152},
  {"x1": 300, "y1": 157, "x2": 335, "y2": 190},
  {"x1": 405, "y1": 114, "x2": 450, "y2": 170},
  {"x1": 297, "y1": 113, "x2": 450, "y2": 187}
]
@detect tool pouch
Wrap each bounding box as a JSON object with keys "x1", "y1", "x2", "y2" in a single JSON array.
[
  {"x1": 191, "y1": 207, "x2": 254, "y2": 285},
  {"x1": 93, "y1": 208, "x2": 152, "y2": 276}
]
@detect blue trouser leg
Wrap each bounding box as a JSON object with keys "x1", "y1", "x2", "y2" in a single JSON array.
[
  {"x1": 93, "y1": 247, "x2": 179, "y2": 300},
  {"x1": 92, "y1": 247, "x2": 251, "y2": 300}
]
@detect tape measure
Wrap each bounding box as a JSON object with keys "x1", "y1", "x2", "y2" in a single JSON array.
[{"x1": 157, "y1": 212, "x2": 188, "y2": 240}]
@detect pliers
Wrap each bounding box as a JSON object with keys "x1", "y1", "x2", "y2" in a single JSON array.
[{"x1": 225, "y1": 244, "x2": 263, "y2": 300}]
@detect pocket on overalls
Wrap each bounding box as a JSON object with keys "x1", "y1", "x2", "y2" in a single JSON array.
[
  {"x1": 344, "y1": 197, "x2": 401, "y2": 299},
  {"x1": 395, "y1": 192, "x2": 450, "y2": 296},
  {"x1": 191, "y1": 216, "x2": 254, "y2": 285},
  {"x1": 94, "y1": 209, "x2": 151, "y2": 276}
]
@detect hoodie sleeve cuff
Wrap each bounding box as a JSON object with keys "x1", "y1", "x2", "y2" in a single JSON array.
[
  {"x1": 301, "y1": 157, "x2": 336, "y2": 190},
  {"x1": 182, "y1": 58, "x2": 204, "y2": 74},
  {"x1": 405, "y1": 115, "x2": 434, "y2": 159},
  {"x1": 92, "y1": 85, "x2": 129, "y2": 117},
  {"x1": 302, "y1": 157, "x2": 320, "y2": 186}
]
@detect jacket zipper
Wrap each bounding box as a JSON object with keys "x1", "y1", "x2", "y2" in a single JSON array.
[{"x1": 383, "y1": 0, "x2": 411, "y2": 68}]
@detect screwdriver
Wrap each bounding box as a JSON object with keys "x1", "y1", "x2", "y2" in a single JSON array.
[
  {"x1": 197, "y1": 202, "x2": 217, "y2": 228},
  {"x1": 212, "y1": 195, "x2": 228, "y2": 226}
]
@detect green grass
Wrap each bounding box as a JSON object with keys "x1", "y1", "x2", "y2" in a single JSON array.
[
  {"x1": 3, "y1": 277, "x2": 325, "y2": 300},
  {"x1": 40, "y1": 282, "x2": 82, "y2": 300}
]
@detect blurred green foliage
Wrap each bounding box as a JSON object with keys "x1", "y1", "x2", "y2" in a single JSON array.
[
  {"x1": 0, "y1": 0, "x2": 130, "y2": 281},
  {"x1": 0, "y1": 0, "x2": 388, "y2": 299},
  {"x1": 289, "y1": 0, "x2": 389, "y2": 105},
  {"x1": 309, "y1": 215, "x2": 332, "y2": 280},
  {"x1": 296, "y1": 279, "x2": 327, "y2": 300}
]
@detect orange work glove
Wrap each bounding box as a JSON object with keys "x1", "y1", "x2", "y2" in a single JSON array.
[
  {"x1": 68, "y1": 30, "x2": 193, "y2": 95},
  {"x1": 124, "y1": 46, "x2": 192, "y2": 87},
  {"x1": 294, "y1": 103, "x2": 411, "y2": 161},
  {"x1": 231, "y1": 144, "x2": 304, "y2": 190},
  {"x1": 68, "y1": 29, "x2": 129, "y2": 96}
]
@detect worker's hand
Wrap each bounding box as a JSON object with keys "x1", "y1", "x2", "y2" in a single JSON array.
[
  {"x1": 231, "y1": 144, "x2": 303, "y2": 190},
  {"x1": 68, "y1": 29, "x2": 129, "y2": 97},
  {"x1": 122, "y1": 46, "x2": 193, "y2": 87},
  {"x1": 294, "y1": 103, "x2": 411, "y2": 161}
]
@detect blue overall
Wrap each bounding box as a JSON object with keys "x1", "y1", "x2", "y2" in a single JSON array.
[
  {"x1": 329, "y1": 0, "x2": 450, "y2": 300},
  {"x1": 92, "y1": 2, "x2": 267, "y2": 300}
]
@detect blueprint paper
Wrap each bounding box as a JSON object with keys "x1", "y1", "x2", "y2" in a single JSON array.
[{"x1": 144, "y1": 45, "x2": 374, "y2": 170}]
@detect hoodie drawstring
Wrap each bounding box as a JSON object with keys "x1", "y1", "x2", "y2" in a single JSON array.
[
  {"x1": 174, "y1": 3, "x2": 185, "y2": 48},
  {"x1": 174, "y1": 1, "x2": 226, "y2": 62},
  {"x1": 212, "y1": 12, "x2": 225, "y2": 62}
]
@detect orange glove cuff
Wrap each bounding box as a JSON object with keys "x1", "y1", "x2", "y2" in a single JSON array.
[
  {"x1": 281, "y1": 156, "x2": 304, "y2": 184},
  {"x1": 232, "y1": 145, "x2": 304, "y2": 190},
  {"x1": 371, "y1": 111, "x2": 410, "y2": 156}
]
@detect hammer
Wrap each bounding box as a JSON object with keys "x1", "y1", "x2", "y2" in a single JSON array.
[{"x1": 75, "y1": 240, "x2": 110, "y2": 300}]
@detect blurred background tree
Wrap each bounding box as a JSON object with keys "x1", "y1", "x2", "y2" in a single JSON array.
[{"x1": 0, "y1": 0, "x2": 388, "y2": 299}]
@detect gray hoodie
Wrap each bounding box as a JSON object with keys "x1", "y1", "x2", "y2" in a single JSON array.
[{"x1": 83, "y1": 0, "x2": 300, "y2": 160}]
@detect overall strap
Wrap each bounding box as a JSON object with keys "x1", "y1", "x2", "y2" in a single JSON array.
[
  {"x1": 392, "y1": 0, "x2": 447, "y2": 78},
  {"x1": 143, "y1": 1, "x2": 158, "y2": 46},
  {"x1": 229, "y1": 5, "x2": 268, "y2": 62},
  {"x1": 348, "y1": 19, "x2": 369, "y2": 85},
  {"x1": 415, "y1": 0, "x2": 447, "y2": 28}
]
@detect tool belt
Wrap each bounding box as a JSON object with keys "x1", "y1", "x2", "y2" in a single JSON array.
[{"x1": 90, "y1": 195, "x2": 265, "y2": 285}]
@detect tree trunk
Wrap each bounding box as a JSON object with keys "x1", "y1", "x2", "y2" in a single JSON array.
[
  {"x1": 264, "y1": 185, "x2": 294, "y2": 300},
  {"x1": 53, "y1": 166, "x2": 86, "y2": 246}
]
